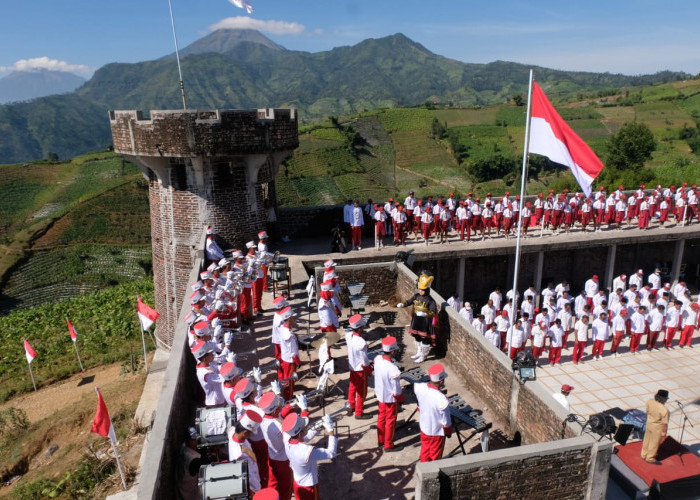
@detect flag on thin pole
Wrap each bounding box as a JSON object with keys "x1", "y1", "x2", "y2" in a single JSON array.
[
  {"x1": 91, "y1": 387, "x2": 127, "y2": 490},
  {"x1": 23, "y1": 339, "x2": 38, "y2": 391},
  {"x1": 66, "y1": 318, "x2": 85, "y2": 371},
  {"x1": 528, "y1": 81, "x2": 604, "y2": 197},
  {"x1": 136, "y1": 297, "x2": 159, "y2": 373}
]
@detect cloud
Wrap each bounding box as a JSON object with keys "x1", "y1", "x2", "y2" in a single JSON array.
[
  {"x1": 209, "y1": 16, "x2": 305, "y2": 35},
  {"x1": 0, "y1": 56, "x2": 92, "y2": 74}
]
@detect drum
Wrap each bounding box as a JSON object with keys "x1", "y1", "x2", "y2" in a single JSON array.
[
  {"x1": 198, "y1": 460, "x2": 249, "y2": 500},
  {"x1": 195, "y1": 406, "x2": 233, "y2": 448}
]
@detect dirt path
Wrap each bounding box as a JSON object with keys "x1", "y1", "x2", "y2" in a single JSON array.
[
  {"x1": 0, "y1": 361, "x2": 130, "y2": 423},
  {"x1": 395, "y1": 164, "x2": 455, "y2": 189}
]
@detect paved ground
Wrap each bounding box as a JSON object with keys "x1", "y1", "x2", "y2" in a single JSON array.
[{"x1": 536, "y1": 338, "x2": 700, "y2": 455}]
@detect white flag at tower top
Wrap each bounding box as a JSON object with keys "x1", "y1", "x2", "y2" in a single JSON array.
[{"x1": 230, "y1": 0, "x2": 254, "y2": 14}]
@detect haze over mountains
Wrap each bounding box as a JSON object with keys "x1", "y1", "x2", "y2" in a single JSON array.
[
  {"x1": 0, "y1": 69, "x2": 86, "y2": 104},
  {"x1": 0, "y1": 29, "x2": 692, "y2": 164}
]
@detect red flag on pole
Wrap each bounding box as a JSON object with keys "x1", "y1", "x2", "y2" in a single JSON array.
[
  {"x1": 67, "y1": 319, "x2": 78, "y2": 342},
  {"x1": 24, "y1": 339, "x2": 37, "y2": 364},
  {"x1": 91, "y1": 387, "x2": 117, "y2": 442},
  {"x1": 137, "y1": 297, "x2": 160, "y2": 331},
  {"x1": 528, "y1": 81, "x2": 604, "y2": 197}
]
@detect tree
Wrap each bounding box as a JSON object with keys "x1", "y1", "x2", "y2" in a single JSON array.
[
  {"x1": 431, "y1": 118, "x2": 446, "y2": 139},
  {"x1": 605, "y1": 122, "x2": 656, "y2": 172},
  {"x1": 512, "y1": 94, "x2": 524, "y2": 107}
]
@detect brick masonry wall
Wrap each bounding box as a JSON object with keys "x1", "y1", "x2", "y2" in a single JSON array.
[
  {"x1": 313, "y1": 263, "x2": 398, "y2": 308},
  {"x1": 415, "y1": 437, "x2": 601, "y2": 500},
  {"x1": 278, "y1": 205, "x2": 344, "y2": 239}
]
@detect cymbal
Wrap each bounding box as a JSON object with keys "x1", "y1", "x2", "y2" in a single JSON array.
[{"x1": 311, "y1": 331, "x2": 341, "y2": 348}]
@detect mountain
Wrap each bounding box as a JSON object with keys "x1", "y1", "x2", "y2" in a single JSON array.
[
  {"x1": 162, "y1": 28, "x2": 285, "y2": 59},
  {"x1": 0, "y1": 30, "x2": 692, "y2": 164},
  {"x1": 0, "y1": 70, "x2": 86, "y2": 104}
]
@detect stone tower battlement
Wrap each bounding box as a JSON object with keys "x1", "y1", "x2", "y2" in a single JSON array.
[{"x1": 109, "y1": 108, "x2": 298, "y2": 346}]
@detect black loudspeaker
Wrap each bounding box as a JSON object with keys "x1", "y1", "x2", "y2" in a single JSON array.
[{"x1": 614, "y1": 423, "x2": 634, "y2": 446}]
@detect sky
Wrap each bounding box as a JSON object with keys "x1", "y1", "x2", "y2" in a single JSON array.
[{"x1": 1, "y1": 0, "x2": 699, "y2": 79}]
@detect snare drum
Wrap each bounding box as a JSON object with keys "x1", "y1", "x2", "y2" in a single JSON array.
[
  {"x1": 198, "y1": 460, "x2": 249, "y2": 500},
  {"x1": 195, "y1": 406, "x2": 233, "y2": 448}
]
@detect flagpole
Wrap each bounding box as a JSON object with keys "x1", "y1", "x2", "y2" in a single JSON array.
[
  {"x1": 95, "y1": 388, "x2": 127, "y2": 490},
  {"x1": 67, "y1": 317, "x2": 85, "y2": 371},
  {"x1": 27, "y1": 359, "x2": 37, "y2": 391},
  {"x1": 140, "y1": 325, "x2": 149, "y2": 374},
  {"x1": 510, "y1": 69, "x2": 534, "y2": 326},
  {"x1": 167, "y1": 0, "x2": 187, "y2": 109}
]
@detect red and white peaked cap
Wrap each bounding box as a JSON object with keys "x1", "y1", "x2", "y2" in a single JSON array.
[
  {"x1": 231, "y1": 249, "x2": 244, "y2": 259},
  {"x1": 320, "y1": 280, "x2": 334, "y2": 292},
  {"x1": 348, "y1": 314, "x2": 366, "y2": 330},
  {"x1": 382, "y1": 336, "x2": 399, "y2": 352},
  {"x1": 206, "y1": 226, "x2": 215, "y2": 235},
  {"x1": 428, "y1": 363, "x2": 448, "y2": 382},
  {"x1": 258, "y1": 231, "x2": 268, "y2": 240},
  {"x1": 273, "y1": 296, "x2": 288, "y2": 310},
  {"x1": 323, "y1": 259, "x2": 336, "y2": 269},
  {"x1": 191, "y1": 340, "x2": 214, "y2": 360},
  {"x1": 190, "y1": 290, "x2": 204, "y2": 304},
  {"x1": 240, "y1": 410, "x2": 263, "y2": 432},
  {"x1": 281, "y1": 412, "x2": 308, "y2": 437},
  {"x1": 220, "y1": 362, "x2": 242, "y2": 381},
  {"x1": 246, "y1": 241, "x2": 256, "y2": 249},
  {"x1": 233, "y1": 378, "x2": 254, "y2": 400},
  {"x1": 279, "y1": 306, "x2": 297, "y2": 321},
  {"x1": 258, "y1": 391, "x2": 281, "y2": 414},
  {"x1": 193, "y1": 321, "x2": 211, "y2": 337}
]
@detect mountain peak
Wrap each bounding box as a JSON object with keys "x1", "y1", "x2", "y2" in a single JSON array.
[{"x1": 166, "y1": 29, "x2": 286, "y2": 59}]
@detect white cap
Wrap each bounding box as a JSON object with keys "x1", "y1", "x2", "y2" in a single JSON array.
[{"x1": 239, "y1": 410, "x2": 262, "y2": 432}]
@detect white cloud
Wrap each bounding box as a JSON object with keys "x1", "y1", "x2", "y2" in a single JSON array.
[
  {"x1": 0, "y1": 56, "x2": 92, "y2": 74},
  {"x1": 209, "y1": 16, "x2": 305, "y2": 35}
]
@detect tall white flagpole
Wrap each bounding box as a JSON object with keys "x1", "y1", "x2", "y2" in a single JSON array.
[
  {"x1": 510, "y1": 69, "x2": 534, "y2": 326},
  {"x1": 27, "y1": 359, "x2": 37, "y2": 391},
  {"x1": 140, "y1": 325, "x2": 149, "y2": 374},
  {"x1": 95, "y1": 387, "x2": 127, "y2": 490},
  {"x1": 67, "y1": 317, "x2": 85, "y2": 371},
  {"x1": 167, "y1": 0, "x2": 187, "y2": 109}
]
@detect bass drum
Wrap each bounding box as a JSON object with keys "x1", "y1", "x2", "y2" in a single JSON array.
[
  {"x1": 196, "y1": 406, "x2": 233, "y2": 448},
  {"x1": 198, "y1": 460, "x2": 249, "y2": 500}
]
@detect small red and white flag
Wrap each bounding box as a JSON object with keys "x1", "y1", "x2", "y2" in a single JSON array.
[
  {"x1": 91, "y1": 388, "x2": 117, "y2": 442},
  {"x1": 67, "y1": 319, "x2": 78, "y2": 342},
  {"x1": 529, "y1": 81, "x2": 604, "y2": 197},
  {"x1": 137, "y1": 297, "x2": 160, "y2": 331},
  {"x1": 24, "y1": 339, "x2": 37, "y2": 364}
]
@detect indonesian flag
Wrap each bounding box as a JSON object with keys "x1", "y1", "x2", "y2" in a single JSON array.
[
  {"x1": 529, "y1": 81, "x2": 604, "y2": 197},
  {"x1": 67, "y1": 319, "x2": 78, "y2": 342},
  {"x1": 230, "y1": 0, "x2": 254, "y2": 14},
  {"x1": 24, "y1": 340, "x2": 37, "y2": 364},
  {"x1": 137, "y1": 297, "x2": 160, "y2": 331},
  {"x1": 91, "y1": 388, "x2": 117, "y2": 442}
]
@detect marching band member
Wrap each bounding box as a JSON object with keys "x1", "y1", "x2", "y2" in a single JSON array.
[
  {"x1": 346, "y1": 314, "x2": 372, "y2": 419},
  {"x1": 282, "y1": 412, "x2": 337, "y2": 500},
  {"x1": 192, "y1": 339, "x2": 225, "y2": 406},
  {"x1": 233, "y1": 376, "x2": 269, "y2": 487},
  {"x1": 272, "y1": 295, "x2": 289, "y2": 366},
  {"x1": 229, "y1": 410, "x2": 264, "y2": 495},
  {"x1": 205, "y1": 226, "x2": 225, "y2": 263},
  {"x1": 257, "y1": 231, "x2": 270, "y2": 291},
  {"x1": 397, "y1": 271, "x2": 439, "y2": 363},
  {"x1": 278, "y1": 307, "x2": 301, "y2": 401},
  {"x1": 414, "y1": 363, "x2": 453, "y2": 463},
  {"x1": 373, "y1": 336, "x2": 404, "y2": 451}
]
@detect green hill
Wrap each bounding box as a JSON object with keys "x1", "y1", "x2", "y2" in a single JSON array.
[{"x1": 0, "y1": 30, "x2": 692, "y2": 164}]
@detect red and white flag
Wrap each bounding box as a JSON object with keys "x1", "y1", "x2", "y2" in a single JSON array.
[
  {"x1": 91, "y1": 388, "x2": 117, "y2": 442},
  {"x1": 230, "y1": 0, "x2": 254, "y2": 14},
  {"x1": 529, "y1": 82, "x2": 604, "y2": 197},
  {"x1": 137, "y1": 297, "x2": 160, "y2": 331},
  {"x1": 67, "y1": 319, "x2": 78, "y2": 342},
  {"x1": 24, "y1": 340, "x2": 37, "y2": 364}
]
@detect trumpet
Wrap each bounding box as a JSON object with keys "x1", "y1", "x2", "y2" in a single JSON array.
[
  {"x1": 260, "y1": 373, "x2": 298, "y2": 392},
  {"x1": 243, "y1": 358, "x2": 280, "y2": 378},
  {"x1": 310, "y1": 403, "x2": 351, "y2": 431},
  {"x1": 285, "y1": 387, "x2": 325, "y2": 408}
]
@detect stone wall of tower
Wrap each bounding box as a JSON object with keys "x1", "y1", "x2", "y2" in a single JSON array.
[{"x1": 109, "y1": 109, "x2": 298, "y2": 347}]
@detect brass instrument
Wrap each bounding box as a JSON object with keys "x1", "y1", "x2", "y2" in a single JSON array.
[
  {"x1": 310, "y1": 403, "x2": 351, "y2": 431},
  {"x1": 285, "y1": 387, "x2": 325, "y2": 408},
  {"x1": 243, "y1": 358, "x2": 280, "y2": 378},
  {"x1": 260, "y1": 372, "x2": 298, "y2": 392}
]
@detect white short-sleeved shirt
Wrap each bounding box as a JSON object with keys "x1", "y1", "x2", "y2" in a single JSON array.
[
  {"x1": 414, "y1": 383, "x2": 452, "y2": 436},
  {"x1": 374, "y1": 355, "x2": 402, "y2": 404},
  {"x1": 285, "y1": 434, "x2": 337, "y2": 487},
  {"x1": 346, "y1": 331, "x2": 369, "y2": 372}
]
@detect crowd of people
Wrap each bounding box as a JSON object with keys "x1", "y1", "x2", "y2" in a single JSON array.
[
  {"x1": 340, "y1": 182, "x2": 699, "y2": 250},
  {"x1": 185, "y1": 231, "x2": 455, "y2": 499},
  {"x1": 450, "y1": 268, "x2": 699, "y2": 366}
]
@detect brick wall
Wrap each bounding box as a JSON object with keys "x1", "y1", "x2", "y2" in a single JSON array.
[
  {"x1": 313, "y1": 262, "x2": 398, "y2": 308},
  {"x1": 277, "y1": 205, "x2": 344, "y2": 238},
  {"x1": 415, "y1": 436, "x2": 612, "y2": 500}
]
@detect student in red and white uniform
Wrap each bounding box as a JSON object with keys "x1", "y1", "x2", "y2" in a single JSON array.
[
  {"x1": 629, "y1": 306, "x2": 648, "y2": 353},
  {"x1": 374, "y1": 204, "x2": 387, "y2": 250},
  {"x1": 317, "y1": 280, "x2": 339, "y2": 333},
  {"x1": 610, "y1": 307, "x2": 628, "y2": 357},
  {"x1": 412, "y1": 200, "x2": 423, "y2": 236},
  {"x1": 531, "y1": 321, "x2": 547, "y2": 362},
  {"x1": 282, "y1": 412, "x2": 336, "y2": 500},
  {"x1": 470, "y1": 198, "x2": 483, "y2": 238},
  {"x1": 493, "y1": 198, "x2": 504, "y2": 234},
  {"x1": 548, "y1": 318, "x2": 564, "y2": 364},
  {"x1": 350, "y1": 199, "x2": 364, "y2": 250},
  {"x1": 259, "y1": 392, "x2": 310, "y2": 500},
  {"x1": 679, "y1": 303, "x2": 700, "y2": 347},
  {"x1": 346, "y1": 314, "x2": 372, "y2": 419},
  {"x1": 505, "y1": 318, "x2": 526, "y2": 359},
  {"x1": 420, "y1": 205, "x2": 434, "y2": 244},
  {"x1": 192, "y1": 339, "x2": 226, "y2": 404},
  {"x1": 373, "y1": 336, "x2": 404, "y2": 451},
  {"x1": 438, "y1": 205, "x2": 451, "y2": 243},
  {"x1": 404, "y1": 190, "x2": 417, "y2": 232},
  {"x1": 482, "y1": 201, "x2": 494, "y2": 239},
  {"x1": 646, "y1": 304, "x2": 665, "y2": 351},
  {"x1": 533, "y1": 193, "x2": 544, "y2": 226},
  {"x1": 233, "y1": 377, "x2": 269, "y2": 488},
  {"x1": 414, "y1": 364, "x2": 453, "y2": 463},
  {"x1": 572, "y1": 314, "x2": 590, "y2": 364},
  {"x1": 502, "y1": 204, "x2": 514, "y2": 238},
  {"x1": 229, "y1": 410, "x2": 264, "y2": 495},
  {"x1": 591, "y1": 312, "x2": 609, "y2": 360},
  {"x1": 394, "y1": 205, "x2": 407, "y2": 245},
  {"x1": 456, "y1": 201, "x2": 469, "y2": 241},
  {"x1": 495, "y1": 311, "x2": 510, "y2": 353},
  {"x1": 557, "y1": 302, "x2": 574, "y2": 349},
  {"x1": 271, "y1": 295, "x2": 289, "y2": 366},
  {"x1": 278, "y1": 307, "x2": 301, "y2": 401}
]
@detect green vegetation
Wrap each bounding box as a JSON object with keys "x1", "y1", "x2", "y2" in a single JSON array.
[{"x1": 0, "y1": 278, "x2": 154, "y2": 402}]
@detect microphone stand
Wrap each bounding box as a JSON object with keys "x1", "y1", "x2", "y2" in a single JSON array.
[{"x1": 676, "y1": 401, "x2": 694, "y2": 454}]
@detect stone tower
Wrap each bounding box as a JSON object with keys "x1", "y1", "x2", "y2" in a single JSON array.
[{"x1": 109, "y1": 109, "x2": 298, "y2": 346}]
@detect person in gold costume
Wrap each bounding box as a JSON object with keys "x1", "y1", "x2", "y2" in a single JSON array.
[
  {"x1": 397, "y1": 271, "x2": 439, "y2": 363},
  {"x1": 641, "y1": 389, "x2": 669, "y2": 464}
]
